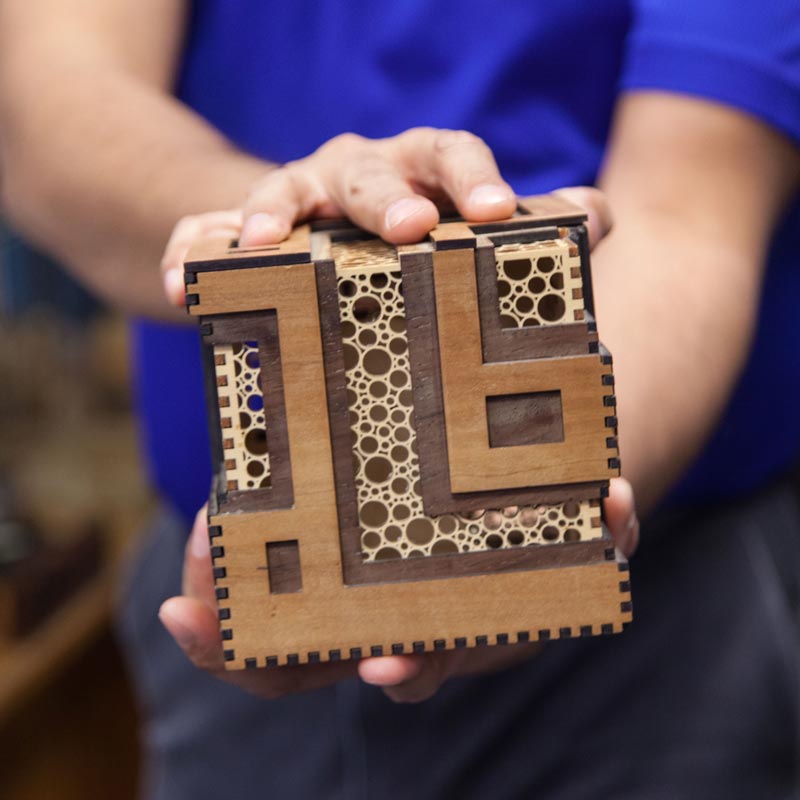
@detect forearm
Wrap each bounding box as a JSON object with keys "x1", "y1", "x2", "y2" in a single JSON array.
[
  {"x1": 0, "y1": 1, "x2": 270, "y2": 319},
  {"x1": 594, "y1": 94, "x2": 799, "y2": 513},
  {"x1": 593, "y1": 213, "x2": 761, "y2": 512}
]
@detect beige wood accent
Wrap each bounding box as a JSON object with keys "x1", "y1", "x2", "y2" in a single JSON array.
[
  {"x1": 495, "y1": 239, "x2": 584, "y2": 327},
  {"x1": 433, "y1": 248, "x2": 614, "y2": 493},
  {"x1": 331, "y1": 238, "x2": 399, "y2": 276},
  {"x1": 213, "y1": 343, "x2": 271, "y2": 492}
]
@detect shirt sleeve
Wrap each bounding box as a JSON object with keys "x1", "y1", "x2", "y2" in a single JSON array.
[{"x1": 620, "y1": 0, "x2": 800, "y2": 143}]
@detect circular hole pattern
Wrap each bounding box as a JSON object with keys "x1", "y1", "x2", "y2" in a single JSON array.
[{"x1": 495, "y1": 242, "x2": 581, "y2": 329}]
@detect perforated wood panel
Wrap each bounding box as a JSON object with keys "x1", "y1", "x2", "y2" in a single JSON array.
[
  {"x1": 213, "y1": 343, "x2": 271, "y2": 491},
  {"x1": 495, "y1": 239, "x2": 584, "y2": 328}
]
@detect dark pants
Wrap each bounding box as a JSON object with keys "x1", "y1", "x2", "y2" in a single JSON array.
[{"x1": 117, "y1": 480, "x2": 800, "y2": 799}]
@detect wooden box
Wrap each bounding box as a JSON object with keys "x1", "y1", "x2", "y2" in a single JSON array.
[{"x1": 184, "y1": 194, "x2": 631, "y2": 670}]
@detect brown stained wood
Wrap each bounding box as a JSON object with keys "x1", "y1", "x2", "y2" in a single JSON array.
[
  {"x1": 313, "y1": 259, "x2": 364, "y2": 585},
  {"x1": 266, "y1": 541, "x2": 302, "y2": 594},
  {"x1": 212, "y1": 503, "x2": 630, "y2": 668},
  {"x1": 474, "y1": 244, "x2": 596, "y2": 361},
  {"x1": 316, "y1": 254, "x2": 609, "y2": 588},
  {"x1": 202, "y1": 262, "x2": 346, "y2": 646},
  {"x1": 433, "y1": 247, "x2": 616, "y2": 493},
  {"x1": 206, "y1": 312, "x2": 294, "y2": 513},
  {"x1": 323, "y1": 536, "x2": 613, "y2": 586},
  {"x1": 316, "y1": 256, "x2": 603, "y2": 588},
  {"x1": 400, "y1": 248, "x2": 607, "y2": 516},
  {"x1": 486, "y1": 391, "x2": 565, "y2": 448},
  {"x1": 427, "y1": 221, "x2": 478, "y2": 250}
]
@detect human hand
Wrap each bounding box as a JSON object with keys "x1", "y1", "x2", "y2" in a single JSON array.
[{"x1": 159, "y1": 128, "x2": 611, "y2": 305}]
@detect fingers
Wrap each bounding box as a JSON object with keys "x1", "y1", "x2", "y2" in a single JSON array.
[
  {"x1": 239, "y1": 164, "x2": 331, "y2": 246},
  {"x1": 357, "y1": 654, "x2": 426, "y2": 687},
  {"x1": 162, "y1": 503, "x2": 362, "y2": 699},
  {"x1": 395, "y1": 128, "x2": 516, "y2": 222},
  {"x1": 159, "y1": 592, "x2": 361, "y2": 697},
  {"x1": 239, "y1": 129, "x2": 516, "y2": 248},
  {"x1": 326, "y1": 149, "x2": 440, "y2": 244},
  {"x1": 359, "y1": 651, "x2": 463, "y2": 703},
  {"x1": 182, "y1": 504, "x2": 217, "y2": 608},
  {"x1": 604, "y1": 477, "x2": 640, "y2": 558},
  {"x1": 159, "y1": 595, "x2": 225, "y2": 671},
  {"x1": 358, "y1": 640, "x2": 541, "y2": 703},
  {"x1": 551, "y1": 186, "x2": 614, "y2": 249},
  {"x1": 161, "y1": 210, "x2": 242, "y2": 306}
]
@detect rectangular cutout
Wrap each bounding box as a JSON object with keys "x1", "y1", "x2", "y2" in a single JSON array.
[
  {"x1": 213, "y1": 341, "x2": 271, "y2": 492},
  {"x1": 487, "y1": 391, "x2": 564, "y2": 448},
  {"x1": 206, "y1": 312, "x2": 295, "y2": 513},
  {"x1": 266, "y1": 540, "x2": 302, "y2": 594}
]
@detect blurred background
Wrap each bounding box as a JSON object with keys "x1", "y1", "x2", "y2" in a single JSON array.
[{"x1": 0, "y1": 216, "x2": 152, "y2": 798}]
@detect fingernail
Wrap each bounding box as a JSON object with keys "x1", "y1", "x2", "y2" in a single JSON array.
[
  {"x1": 384, "y1": 198, "x2": 425, "y2": 230},
  {"x1": 163, "y1": 268, "x2": 185, "y2": 304},
  {"x1": 468, "y1": 184, "x2": 515, "y2": 208},
  {"x1": 159, "y1": 606, "x2": 196, "y2": 650},
  {"x1": 239, "y1": 212, "x2": 287, "y2": 246}
]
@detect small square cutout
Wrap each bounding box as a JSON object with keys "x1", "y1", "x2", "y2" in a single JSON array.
[
  {"x1": 266, "y1": 540, "x2": 302, "y2": 593},
  {"x1": 486, "y1": 391, "x2": 564, "y2": 448}
]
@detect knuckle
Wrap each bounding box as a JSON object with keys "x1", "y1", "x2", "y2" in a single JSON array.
[
  {"x1": 323, "y1": 131, "x2": 366, "y2": 156},
  {"x1": 173, "y1": 214, "x2": 200, "y2": 236},
  {"x1": 396, "y1": 126, "x2": 437, "y2": 147},
  {"x1": 434, "y1": 129, "x2": 485, "y2": 155}
]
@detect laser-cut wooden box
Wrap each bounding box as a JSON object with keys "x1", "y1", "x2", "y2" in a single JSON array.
[{"x1": 184, "y1": 194, "x2": 631, "y2": 670}]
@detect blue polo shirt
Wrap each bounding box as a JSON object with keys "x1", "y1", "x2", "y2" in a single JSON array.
[{"x1": 133, "y1": 0, "x2": 800, "y2": 522}]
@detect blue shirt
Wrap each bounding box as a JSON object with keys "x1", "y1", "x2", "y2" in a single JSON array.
[{"x1": 133, "y1": 0, "x2": 800, "y2": 522}]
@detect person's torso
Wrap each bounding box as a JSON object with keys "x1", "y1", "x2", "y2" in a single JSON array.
[{"x1": 133, "y1": 0, "x2": 800, "y2": 520}]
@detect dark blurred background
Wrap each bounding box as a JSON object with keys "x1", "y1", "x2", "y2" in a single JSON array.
[{"x1": 0, "y1": 216, "x2": 152, "y2": 798}]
